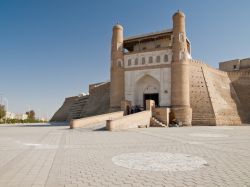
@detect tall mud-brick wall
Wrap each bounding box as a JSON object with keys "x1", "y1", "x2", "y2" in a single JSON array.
[
  {"x1": 67, "y1": 95, "x2": 89, "y2": 120},
  {"x1": 50, "y1": 82, "x2": 111, "y2": 122},
  {"x1": 228, "y1": 69, "x2": 250, "y2": 123},
  {"x1": 203, "y1": 66, "x2": 241, "y2": 125},
  {"x1": 189, "y1": 59, "x2": 241, "y2": 125},
  {"x1": 50, "y1": 96, "x2": 79, "y2": 122},
  {"x1": 189, "y1": 60, "x2": 215, "y2": 125},
  {"x1": 79, "y1": 82, "x2": 110, "y2": 118}
]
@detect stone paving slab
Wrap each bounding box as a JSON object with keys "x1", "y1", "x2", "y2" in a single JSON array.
[{"x1": 0, "y1": 123, "x2": 249, "y2": 187}]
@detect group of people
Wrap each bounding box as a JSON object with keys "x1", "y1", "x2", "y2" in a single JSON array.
[{"x1": 126, "y1": 105, "x2": 141, "y2": 115}]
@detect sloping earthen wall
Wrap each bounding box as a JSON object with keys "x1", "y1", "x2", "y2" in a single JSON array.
[
  {"x1": 203, "y1": 66, "x2": 241, "y2": 125},
  {"x1": 51, "y1": 82, "x2": 111, "y2": 122},
  {"x1": 79, "y1": 82, "x2": 110, "y2": 118},
  {"x1": 189, "y1": 60, "x2": 215, "y2": 125},
  {"x1": 50, "y1": 96, "x2": 78, "y2": 122},
  {"x1": 67, "y1": 95, "x2": 89, "y2": 120},
  {"x1": 189, "y1": 60, "x2": 241, "y2": 125},
  {"x1": 228, "y1": 69, "x2": 250, "y2": 123}
]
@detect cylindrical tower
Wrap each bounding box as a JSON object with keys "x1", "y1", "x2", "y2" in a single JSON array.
[
  {"x1": 171, "y1": 11, "x2": 192, "y2": 125},
  {"x1": 110, "y1": 24, "x2": 125, "y2": 112}
]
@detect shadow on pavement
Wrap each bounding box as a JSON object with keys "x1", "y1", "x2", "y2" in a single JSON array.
[{"x1": 93, "y1": 126, "x2": 108, "y2": 131}]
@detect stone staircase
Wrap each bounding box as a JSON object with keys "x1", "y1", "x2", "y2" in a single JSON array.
[
  {"x1": 191, "y1": 114, "x2": 216, "y2": 126},
  {"x1": 150, "y1": 117, "x2": 168, "y2": 127}
]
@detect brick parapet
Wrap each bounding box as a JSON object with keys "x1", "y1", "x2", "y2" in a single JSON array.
[
  {"x1": 189, "y1": 59, "x2": 228, "y2": 77},
  {"x1": 227, "y1": 69, "x2": 250, "y2": 77}
]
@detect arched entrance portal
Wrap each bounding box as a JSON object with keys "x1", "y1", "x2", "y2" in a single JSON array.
[{"x1": 135, "y1": 75, "x2": 160, "y2": 109}]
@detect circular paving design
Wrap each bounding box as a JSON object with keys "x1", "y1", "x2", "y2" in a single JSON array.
[
  {"x1": 189, "y1": 133, "x2": 229, "y2": 138},
  {"x1": 112, "y1": 152, "x2": 207, "y2": 171}
]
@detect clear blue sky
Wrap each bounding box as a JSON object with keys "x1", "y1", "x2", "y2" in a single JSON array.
[{"x1": 0, "y1": 0, "x2": 249, "y2": 119}]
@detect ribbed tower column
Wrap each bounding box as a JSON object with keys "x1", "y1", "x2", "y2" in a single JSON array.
[
  {"x1": 110, "y1": 24, "x2": 125, "y2": 112},
  {"x1": 171, "y1": 11, "x2": 192, "y2": 126}
]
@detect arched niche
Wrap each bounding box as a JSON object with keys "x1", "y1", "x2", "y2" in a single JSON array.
[{"x1": 134, "y1": 74, "x2": 160, "y2": 108}]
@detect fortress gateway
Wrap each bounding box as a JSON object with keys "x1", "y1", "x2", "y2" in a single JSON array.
[{"x1": 51, "y1": 11, "x2": 250, "y2": 127}]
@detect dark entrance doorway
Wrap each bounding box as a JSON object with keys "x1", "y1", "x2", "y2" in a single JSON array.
[{"x1": 143, "y1": 93, "x2": 159, "y2": 109}]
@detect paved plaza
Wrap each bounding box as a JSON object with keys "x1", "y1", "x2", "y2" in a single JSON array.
[{"x1": 0, "y1": 123, "x2": 250, "y2": 187}]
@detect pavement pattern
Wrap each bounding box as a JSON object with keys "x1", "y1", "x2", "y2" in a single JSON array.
[{"x1": 0, "y1": 123, "x2": 249, "y2": 187}]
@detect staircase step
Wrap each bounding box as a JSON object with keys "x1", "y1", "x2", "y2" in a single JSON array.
[{"x1": 150, "y1": 117, "x2": 168, "y2": 128}]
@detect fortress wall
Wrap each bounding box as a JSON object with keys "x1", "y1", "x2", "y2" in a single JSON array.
[
  {"x1": 228, "y1": 70, "x2": 250, "y2": 123},
  {"x1": 189, "y1": 59, "x2": 241, "y2": 125},
  {"x1": 240, "y1": 59, "x2": 250, "y2": 69},
  {"x1": 67, "y1": 95, "x2": 89, "y2": 120},
  {"x1": 51, "y1": 82, "x2": 111, "y2": 122},
  {"x1": 50, "y1": 96, "x2": 79, "y2": 122},
  {"x1": 219, "y1": 58, "x2": 250, "y2": 72},
  {"x1": 189, "y1": 61, "x2": 215, "y2": 125},
  {"x1": 219, "y1": 59, "x2": 240, "y2": 72},
  {"x1": 203, "y1": 66, "x2": 241, "y2": 125},
  {"x1": 79, "y1": 82, "x2": 111, "y2": 118}
]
